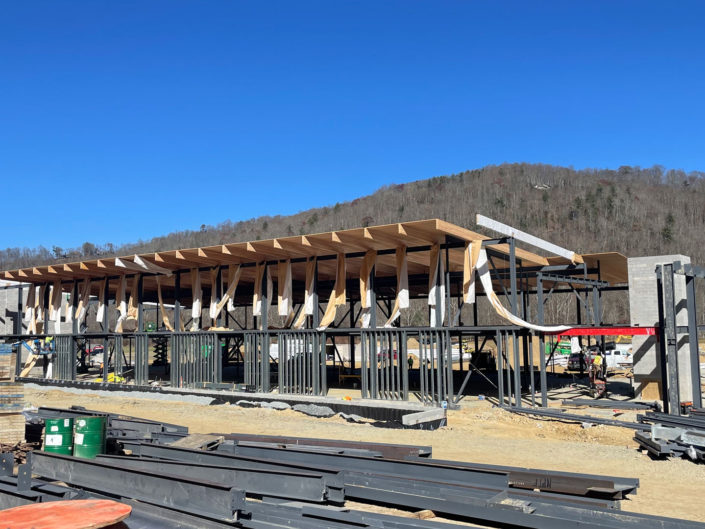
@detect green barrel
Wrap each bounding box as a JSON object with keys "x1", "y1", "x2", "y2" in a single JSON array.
[
  {"x1": 73, "y1": 416, "x2": 106, "y2": 459},
  {"x1": 43, "y1": 418, "x2": 74, "y2": 455}
]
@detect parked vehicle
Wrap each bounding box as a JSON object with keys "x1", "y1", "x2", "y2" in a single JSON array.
[
  {"x1": 586, "y1": 346, "x2": 633, "y2": 371},
  {"x1": 567, "y1": 352, "x2": 587, "y2": 371},
  {"x1": 377, "y1": 349, "x2": 398, "y2": 362}
]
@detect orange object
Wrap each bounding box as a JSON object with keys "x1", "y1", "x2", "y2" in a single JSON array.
[
  {"x1": 343, "y1": 395, "x2": 352, "y2": 401},
  {"x1": 0, "y1": 499, "x2": 131, "y2": 529}
]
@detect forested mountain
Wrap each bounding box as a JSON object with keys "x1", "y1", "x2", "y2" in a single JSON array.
[{"x1": 1, "y1": 163, "x2": 703, "y2": 271}]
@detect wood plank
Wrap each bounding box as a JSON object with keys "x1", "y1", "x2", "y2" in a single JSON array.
[
  {"x1": 221, "y1": 243, "x2": 260, "y2": 262},
  {"x1": 154, "y1": 252, "x2": 189, "y2": 268},
  {"x1": 333, "y1": 228, "x2": 387, "y2": 251},
  {"x1": 546, "y1": 252, "x2": 628, "y2": 285},
  {"x1": 367, "y1": 225, "x2": 429, "y2": 248},
  {"x1": 78, "y1": 262, "x2": 111, "y2": 277},
  {"x1": 398, "y1": 220, "x2": 445, "y2": 245},
  {"x1": 170, "y1": 433, "x2": 224, "y2": 450},
  {"x1": 96, "y1": 259, "x2": 131, "y2": 274},
  {"x1": 16, "y1": 269, "x2": 46, "y2": 282},
  {"x1": 20, "y1": 350, "x2": 40, "y2": 378},
  {"x1": 274, "y1": 237, "x2": 319, "y2": 258},
  {"x1": 247, "y1": 240, "x2": 297, "y2": 260},
  {"x1": 63, "y1": 264, "x2": 100, "y2": 279},
  {"x1": 176, "y1": 250, "x2": 220, "y2": 266},
  {"x1": 197, "y1": 247, "x2": 246, "y2": 265},
  {"x1": 302, "y1": 234, "x2": 347, "y2": 255},
  {"x1": 0, "y1": 412, "x2": 25, "y2": 444}
]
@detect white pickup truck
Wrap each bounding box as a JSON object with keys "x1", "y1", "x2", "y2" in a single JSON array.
[{"x1": 589, "y1": 343, "x2": 633, "y2": 371}]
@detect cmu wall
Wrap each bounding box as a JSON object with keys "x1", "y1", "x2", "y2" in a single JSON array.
[
  {"x1": 0, "y1": 285, "x2": 25, "y2": 336},
  {"x1": 628, "y1": 255, "x2": 692, "y2": 402},
  {"x1": 0, "y1": 285, "x2": 73, "y2": 336}
]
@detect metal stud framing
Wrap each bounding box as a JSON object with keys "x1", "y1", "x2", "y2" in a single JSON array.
[
  {"x1": 54, "y1": 335, "x2": 75, "y2": 381},
  {"x1": 171, "y1": 332, "x2": 220, "y2": 388},
  {"x1": 278, "y1": 330, "x2": 326, "y2": 396},
  {"x1": 417, "y1": 329, "x2": 452, "y2": 405},
  {"x1": 244, "y1": 331, "x2": 270, "y2": 392},
  {"x1": 360, "y1": 329, "x2": 408, "y2": 401}
]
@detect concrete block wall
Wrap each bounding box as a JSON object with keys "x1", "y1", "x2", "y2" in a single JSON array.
[
  {"x1": 628, "y1": 255, "x2": 692, "y2": 401},
  {"x1": 0, "y1": 285, "x2": 75, "y2": 336},
  {"x1": 0, "y1": 285, "x2": 28, "y2": 335}
]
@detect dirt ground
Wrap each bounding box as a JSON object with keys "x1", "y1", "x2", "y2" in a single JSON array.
[{"x1": 23, "y1": 386, "x2": 705, "y2": 524}]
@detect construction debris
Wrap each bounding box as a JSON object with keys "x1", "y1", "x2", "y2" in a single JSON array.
[
  {"x1": 169, "y1": 433, "x2": 224, "y2": 450},
  {"x1": 0, "y1": 441, "x2": 38, "y2": 465}
]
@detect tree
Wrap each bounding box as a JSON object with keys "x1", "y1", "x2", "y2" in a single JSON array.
[
  {"x1": 81, "y1": 242, "x2": 97, "y2": 257},
  {"x1": 661, "y1": 214, "x2": 675, "y2": 242}
]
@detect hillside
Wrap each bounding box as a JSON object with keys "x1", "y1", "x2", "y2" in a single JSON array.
[{"x1": 2, "y1": 163, "x2": 704, "y2": 271}]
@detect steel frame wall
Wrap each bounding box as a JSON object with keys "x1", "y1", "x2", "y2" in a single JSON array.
[
  {"x1": 278, "y1": 330, "x2": 326, "y2": 396},
  {"x1": 170, "y1": 332, "x2": 221, "y2": 388},
  {"x1": 656, "y1": 261, "x2": 705, "y2": 414},
  {"x1": 360, "y1": 329, "x2": 408, "y2": 401}
]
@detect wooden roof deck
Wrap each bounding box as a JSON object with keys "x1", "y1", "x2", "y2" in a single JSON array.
[{"x1": 0, "y1": 219, "x2": 628, "y2": 295}]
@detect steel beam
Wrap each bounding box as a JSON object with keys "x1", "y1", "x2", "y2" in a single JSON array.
[
  {"x1": 95, "y1": 454, "x2": 334, "y2": 502},
  {"x1": 507, "y1": 407, "x2": 648, "y2": 430},
  {"x1": 30, "y1": 451, "x2": 244, "y2": 521}
]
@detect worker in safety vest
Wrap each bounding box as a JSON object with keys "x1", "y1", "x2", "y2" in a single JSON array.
[
  {"x1": 589, "y1": 352, "x2": 602, "y2": 384},
  {"x1": 43, "y1": 336, "x2": 54, "y2": 378},
  {"x1": 589, "y1": 351, "x2": 608, "y2": 398},
  {"x1": 592, "y1": 352, "x2": 602, "y2": 370}
]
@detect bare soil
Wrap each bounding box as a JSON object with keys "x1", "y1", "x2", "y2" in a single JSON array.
[{"x1": 23, "y1": 387, "x2": 705, "y2": 523}]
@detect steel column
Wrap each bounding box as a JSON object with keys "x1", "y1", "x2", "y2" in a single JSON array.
[
  {"x1": 137, "y1": 273, "x2": 144, "y2": 333},
  {"x1": 537, "y1": 274, "x2": 547, "y2": 407},
  {"x1": 662, "y1": 264, "x2": 681, "y2": 414},
  {"x1": 509, "y1": 238, "x2": 521, "y2": 407},
  {"x1": 496, "y1": 329, "x2": 504, "y2": 406},
  {"x1": 174, "y1": 271, "x2": 181, "y2": 332},
  {"x1": 685, "y1": 274, "x2": 702, "y2": 408}
]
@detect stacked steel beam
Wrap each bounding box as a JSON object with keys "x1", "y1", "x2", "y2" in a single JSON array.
[
  {"x1": 1, "y1": 407, "x2": 702, "y2": 529},
  {"x1": 635, "y1": 410, "x2": 705, "y2": 462}
]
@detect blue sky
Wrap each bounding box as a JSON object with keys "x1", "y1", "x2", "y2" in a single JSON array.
[{"x1": 1, "y1": 1, "x2": 703, "y2": 250}]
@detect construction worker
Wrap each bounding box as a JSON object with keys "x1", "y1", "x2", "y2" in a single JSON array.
[
  {"x1": 42, "y1": 336, "x2": 55, "y2": 378},
  {"x1": 591, "y1": 351, "x2": 602, "y2": 371},
  {"x1": 589, "y1": 351, "x2": 606, "y2": 398}
]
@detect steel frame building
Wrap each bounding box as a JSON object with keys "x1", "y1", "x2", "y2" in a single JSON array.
[{"x1": 0, "y1": 219, "x2": 630, "y2": 407}]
